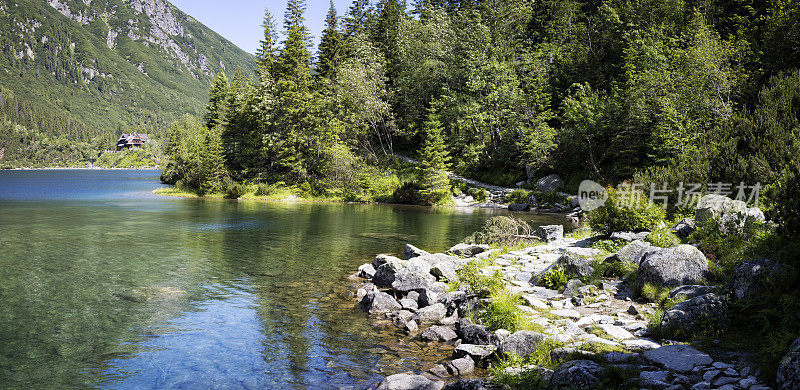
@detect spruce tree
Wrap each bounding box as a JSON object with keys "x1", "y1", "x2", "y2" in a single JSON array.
[
  {"x1": 255, "y1": 9, "x2": 278, "y2": 78},
  {"x1": 344, "y1": 0, "x2": 371, "y2": 37},
  {"x1": 417, "y1": 104, "x2": 450, "y2": 201},
  {"x1": 204, "y1": 73, "x2": 230, "y2": 131},
  {"x1": 317, "y1": 0, "x2": 343, "y2": 79}
]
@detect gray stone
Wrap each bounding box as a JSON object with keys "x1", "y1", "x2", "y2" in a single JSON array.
[
  {"x1": 357, "y1": 283, "x2": 377, "y2": 300},
  {"x1": 415, "y1": 303, "x2": 447, "y2": 325},
  {"x1": 612, "y1": 240, "x2": 657, "y2": 265},
  {"x1": 403, "y1": 244, "x2": 430, "y2": 260},
  {"x1": 508, "y1": 203, "x2": 530, "y2": 212},
  {"x1": 714, "y1": 376, "x2": 739, "y2": 386},
  {"x1": 447, "y1": 243, "x2": 491, "y2": 257},
  {"x1": 550, "y1": 309, "x2": 581, "y2": 319},
  {"x1": 536, "y1": 174, "x2": 563, "y2": 193},
  {"x1": 377, "y1": 373, "x2": 444, "y2": 390},
  {"x1": 400, "y1": 298, "x2": 419, "y2": 311},
  {"x1": 642, "y1": 344, "x2": 713, "y2": 373},
  {"x1": 777, "y1": 337, "x2": 800, "y2": 390},
  {"x1": 557, "y1": 251, "x2": 594, "y2": 277},
  {"x1": 421, "y1": 325, "x2": 458, "y2": 342},
  {"x1": 639, "y1": 379, "x2": 671, "y2": 389},
  {"x1": 453, "y1": 344, "x2": 498, "y2": 361},
  {"x1": 638, "y1": 245, "x2": 708, "y2": 288},
  {"x1": 499, "y1": 331, "x2": 544, "y2": 358},
  {"x1": 444, "y1": 379, "x2": 510, "y2": 390},
  {"x1": 491, "y1": 329, "x2": 511, "y2": 346},
  {"x1": 406, "y1": 320, "x2": 419, "y2": 333},
  {"x1": 358, "y1": 263, "x2": 377, "y2": 279},
  {"x1": 563, "y1": 279, "x2": 583, "y2": 296},
  {"x1": 373, "y1": 254, "x2": 403, "y2": 270},
  {"x1": 640, "y1": 371, "x2": 669, "y2": 382},
  {"x1": 696, "y1": 194, "x2": 747, "y2": 224},
  {"x1": 730, "y1": 258, "x2": 789, "y2": 301},
  {"x1": 373, "y1": 258, "x2": 408, "y2": 288},
  {"x1": 669, "y1": 285, "x2": 715, "y2": 300},
  {"x1": 360, "y1": 291, "x2": 401, "y2": 314},
  {"x1": 671, "y1": 218, "x2": 696, "y2": 239},
  {"x1": 431, "y1": 261, "x2": 459, "y2": 282},
  {"x1": 407, "y1": 291, "x2": 420, "y2": 302},
  {"x1": 392, "y1": 267, "x2": 437, "y2": 292},
  {"x1": 611, "y1": 231, "x2": 651, "y2": 242},
  {"x1": 447, "y1": 357, "x2": 475, "y2": 376},
  {"x1": 549, "y1": 360, "x2": 606, "y2": 389},
  {"x1": 419, "y1": 289, "x2": 439, "y2": 308},
  {"x1": 458, "y1": 322, "x2": 493, "y2": 345},
  {"x1": 535, "y1": 225, "x2": 564, "y2": 242},
  {"x1": 526, "y1": 194, "x2": 539, "y2": 208},
  {"x1": 661, "y1": 293, "x2": 728, "y2": 340}
]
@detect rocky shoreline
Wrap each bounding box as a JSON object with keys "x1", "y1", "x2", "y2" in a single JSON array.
[{"x1": 348, "y1": 195, "x2": 800, "y2": 390}]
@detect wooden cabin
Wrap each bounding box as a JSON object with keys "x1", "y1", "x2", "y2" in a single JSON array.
[{"x1": 116, "y1": 133, "x2": 150, "y2": 151}]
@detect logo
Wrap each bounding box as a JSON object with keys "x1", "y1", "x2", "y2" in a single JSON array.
[{"x1": 578, "y1": 180, "x2": 607, "y2": 211}]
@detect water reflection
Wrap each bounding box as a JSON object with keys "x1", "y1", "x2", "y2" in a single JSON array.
[{"x1": 0, "y1": 170, "x2": 567, "y2": 389}]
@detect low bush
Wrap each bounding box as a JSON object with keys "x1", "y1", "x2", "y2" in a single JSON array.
[
  {"x1": 505, "y1": 189, "x2": 530, "y2": 204},
  {"x1": 465, "y1": 216, "x2": 532, "y2": 246},
  {"x1": 588, "y1": 187, "x2": 667, "y2": 235},
  {"x1": 467, "y1": 187, "x2": 489, "y2": 202},
  {"x1": 646, "y1": 227, "x2": 681, "y2": 247},
  {"x1": 457, "y1": 261, "x2": 505, "y2": 297},
  {"x1": 591, "y1": 239, "x2": 626, "y2": 253},
  {"x1": 478, "y1": 290, "x2": 534, "y2": 332},
  {"x1": 222, "y1": 180, "x2": 245, "y2": 199},
  {"x1": 539, "y1": 267, "x2": 568, "y2": 291}
]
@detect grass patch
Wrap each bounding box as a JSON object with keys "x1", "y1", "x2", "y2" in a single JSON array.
[
  {"x1": 539, "y1": 267, "x2": 568, "y2": 291},
  {"x1": 645, "y1": 226, "x2": 681, "y2": 247}
]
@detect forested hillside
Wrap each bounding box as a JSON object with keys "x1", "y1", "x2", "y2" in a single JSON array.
[
  {"x1": 0, "y1": 0, "x2": 255, "y2": 167},
  {"x1": 163, "y1": 0, "x2": 800, "y2": 208}
]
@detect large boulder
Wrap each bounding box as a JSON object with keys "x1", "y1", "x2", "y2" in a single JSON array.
[
  {"x1": 730, "y1": 258, "x2": 789, "y2": 301},
  {"x1": 457, "y1": 319, "x2": 493, "y2": 345},
  {"x1": 534, "y1": 225, "x2": 564, "y2": 242},
  {"x1": 549, "y1": 360, "x2": 606, "y2": 389},
  {"x1": 660, "y1": 293, "x2": 728, "y2": 340},
  {"x1": 638, "y1": 245, "x2": 708, "y2": 288},
  {"x1": 392, "y1": 267, "x2": 437, "y2": 292},
  {"x1": 777, "y1": 337, "x2": 800, "y2": 390},
  {"x1": 557, "y1": 251, "x2": 594, "y2": 277},
  {"x1": 403, "y1": 244, "x2": 430, "y2": 260},
  {"x1": 360, "y1": 291, "x2": 402, "y2": 314},
  {"x1": 447, "y1": 243, "x2": 491, "y2": 257},
  {"x1": 696, "y1": 194, "x2": 747, "y2": 224},
  {"x1": 612, "y1": 240, "x2": 657, "y2": 265},
  {"x1": 536, "y1": 174, "x2": 563, "y2": 193},
  {"x1": 610, "y1": 231, "x2": 651, "y2": 242},
  {"x1": 414, "y1": 303, "x2": 447, "y2": 325},
  {"x1": 499, "y1": 331, "x2": 544, "y2": 359},
  {"x1": 642, "y1": 345, "x2": 712, "y2": 373},
  {"x1": 373, "y1": 254, "x2": 404, "y2": 270},
  {"x1": 377, "y1": 373, "x2": 444, "y2": 390},
  {"x1": 668, "y1": 285, "x2": 715, "y2": 300},
  {"x1": 373, "y1": 258, "x2": 409, "y2": 288}
]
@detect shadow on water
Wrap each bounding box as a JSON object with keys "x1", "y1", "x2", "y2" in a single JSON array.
[{"x1": 0, "y1": 170, "x2": 567, "y2": 389}]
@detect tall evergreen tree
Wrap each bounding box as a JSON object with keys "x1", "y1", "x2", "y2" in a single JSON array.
[
  {"x1": 344, "y1": 0, "x2": 371, "y2": 37},
  {"x1": 417, "y1": 104, "x2": 450, "y2": 195},
  {"x1": 204, "y1": 73, "x2": 230, "y2": 131},
  {"x1": 255, "y1": 10, "x2": 278, "y2": 77},
  {"x1": 318, "y1": 1, "x2": 343, "y2": 79}
]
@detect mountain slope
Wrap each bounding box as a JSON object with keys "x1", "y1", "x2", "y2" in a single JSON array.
[{"x1": 0, "y1": 0, "x2": 255, "y2": 151}]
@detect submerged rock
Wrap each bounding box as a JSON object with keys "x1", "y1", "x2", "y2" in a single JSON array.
[
  {"x1": 377, "y1": 373, "x2": 444, "y2": 390},
  {"x1": 638, "y1": 245, "x2": 708, "y2": 287}
]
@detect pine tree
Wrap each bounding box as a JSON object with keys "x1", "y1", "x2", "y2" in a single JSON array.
[
  {"x1": 317, "y1": 0, "x2": 343, "y2": 79},
  {"x1": 417, "y1": 104, "x2": 450, "y2": 198},
  {"x1": 344, "y1": 0, "x2": 371, "y2": 37},
  {"x1": 204, "y1": 73, "x2": 230, "y2": 131},
  {"x1": 255, "y1": 9, "x2": 278, "y2": 77},
  {"x1": 372, "y1": 0, "x2": 405, "y2": 84}
]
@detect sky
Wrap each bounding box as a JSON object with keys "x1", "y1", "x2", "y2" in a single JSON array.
[{"x1": 170, "y1": 0, "x2": 354, "y2": 55}]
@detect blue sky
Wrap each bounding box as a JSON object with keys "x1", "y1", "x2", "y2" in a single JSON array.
[{"x1": 171, "y1": 0, "x2": 354, "y2": 54}]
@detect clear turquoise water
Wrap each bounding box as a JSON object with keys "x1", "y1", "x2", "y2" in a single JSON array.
[{"x1": 0, "y1": 170, "x2": 565, "y2": 389}]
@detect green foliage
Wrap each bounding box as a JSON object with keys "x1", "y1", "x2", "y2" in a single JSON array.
[
  {"x1": 588, "y1": 187, "x2": 667, "y2": 235},
  {"x1": 645, "y1": 227, "x2": 682, "y2": 248},
  {"x1": 477, "y1": 290, "x2": 534, "y2": 332},
  {"x1": 467, "y1": 187, "x2": 489, "y2": 202},
  {"x1": 504, "y1": 189, "x2": 530, "y2": 205},
  {"x1": 690, "y1": 217, "x2": 777, "y2": 278},
  {"x1": 465, "y1": 216, "x2": 532, "y2": 246},
  {"x1": 591, "y1": 239, "x2": 626, "y2": 253},
  {"x1": 539, "y1": 267, "x2": 568, "y2": 291},
  {"x1": 457, "y1": 260, "x2": 504, "y2": 298}
]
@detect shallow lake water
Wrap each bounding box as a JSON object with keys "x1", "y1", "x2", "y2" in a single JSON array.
[{"x1": 0, "y1": 170, "x2": 566, "y2": 389}]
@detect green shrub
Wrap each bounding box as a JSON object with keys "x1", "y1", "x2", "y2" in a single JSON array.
[
  {"x1": 467, "y1": 187, "x2": 489, "y2": 202},
  {"x1": 457, "y1": 261, "x2": 505, "y2": 297},
  {"x1": 594, "y1": 259, "x2": 637, "y2": 279},
  {"x1": 505, "y1": 189, "x2": 530, "y2": 204},
  {"x1": 478, "y1": 290, "x2": 534, "y2": 332},
  {"x1": 646, "y1": 227, "x2": 681, "y2": 247},
  {"x1": 588, "y1": 187, "x2": 667, "y2": 235},
  {"x1": 465, "y1": 216, "x2": 532, "y2": 246},
  {"x1": 591, "y1": 239, "x2": 626, "y2": 253},
  {"x1": 539, "y1": 267, "x2": 568, "y2": 291},
  {"x1": 222, "y1": 180, "x2": 245, "y2": 199}
]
